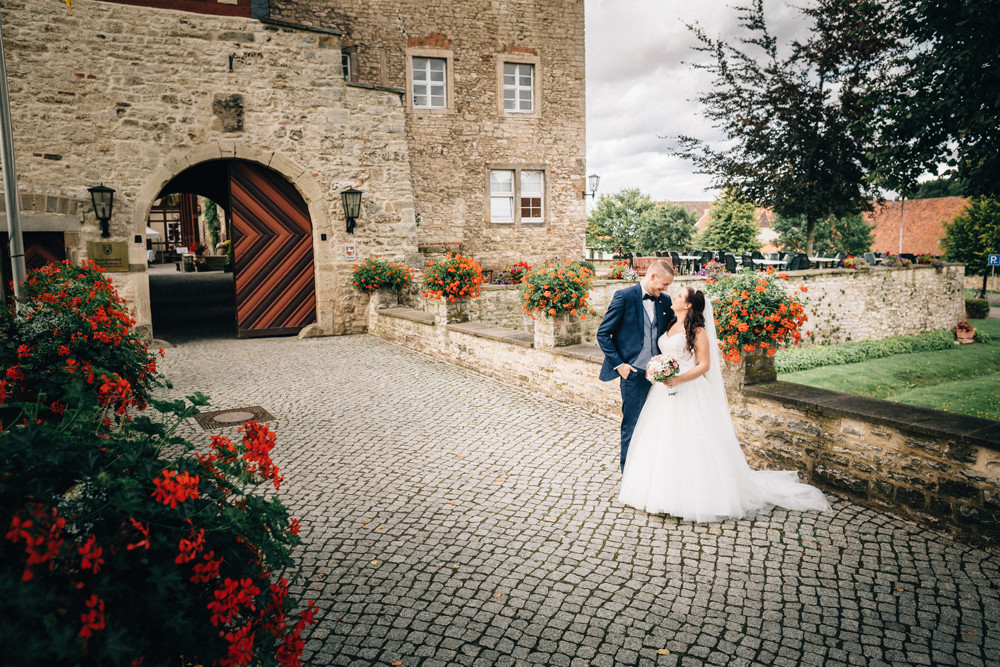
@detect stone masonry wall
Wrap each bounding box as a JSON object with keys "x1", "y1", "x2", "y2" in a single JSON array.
[
  {"x1": 393, "y1": 265, "x2": 967, "y2": 345},
  {"x1": 368, "y1": 306, "x2": 1000, "y2": 548},
  {"x1": 2, "y1": 0, "x2": 420, "y2": 335},
  {"x1": 271, "y1": 0, "x2": 588, "y2": 269},
  {"x1": 729, "y1": 385, "x2": 1000, "y2": 548}
]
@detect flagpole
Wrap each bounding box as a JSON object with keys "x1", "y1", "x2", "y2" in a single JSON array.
[{"x1": 0, "y1": 14, "x2": 26, "y2": 312}]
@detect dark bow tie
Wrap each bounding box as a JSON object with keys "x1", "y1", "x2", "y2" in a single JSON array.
[{"x1": 642, "y1": 293, "x2": 656, "y2": 301}]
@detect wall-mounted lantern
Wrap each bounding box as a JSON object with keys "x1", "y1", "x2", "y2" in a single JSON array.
[
  {"x1": 341, "y1": 187, "x2": 363, "y2": 234},
  {"x1": 88, "y1": 183, "x2": 115, "y2": 238},
  {"x1": 582, "y1": 174, "x2": 600, "y2": 199}
]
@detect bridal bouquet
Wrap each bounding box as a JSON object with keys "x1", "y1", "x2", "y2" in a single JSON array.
[{"x1": 646, "y1": 354, "x2": 681, "y2": 394}]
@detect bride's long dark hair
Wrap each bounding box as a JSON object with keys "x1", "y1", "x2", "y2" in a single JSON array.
[{"x1": 684, "y1": 287, "x2": 706, "y2": 354}]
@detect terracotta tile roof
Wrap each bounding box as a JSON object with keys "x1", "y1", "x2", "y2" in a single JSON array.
[
  {"x1": 661, "y1": 201, "x2": 714, "y2": 229},
  {"x1": 660, "y1": 201, "x2": 776, "y2": 230},
  {"x1": 866, "y1": 196, "x2": 969, "y2": 255}
]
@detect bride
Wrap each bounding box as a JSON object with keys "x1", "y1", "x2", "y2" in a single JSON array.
[{"x1": 619, "y1": 286, "x2": 831, "y2": 522}]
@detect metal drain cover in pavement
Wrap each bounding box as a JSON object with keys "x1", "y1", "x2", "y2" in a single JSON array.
[{"x1": 195, "y1": 406, "x2": 276, "y2": 431}]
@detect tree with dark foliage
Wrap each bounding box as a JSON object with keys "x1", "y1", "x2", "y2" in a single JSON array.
[
  {"x1": 877, "y1": 0, "x2": 1000, "y2": 200},
  {"x1": 673, "y1": 0, "x2": 900, "y2": 256}
]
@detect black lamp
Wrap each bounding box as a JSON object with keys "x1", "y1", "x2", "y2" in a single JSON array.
[
  {"x1": 582, "y1": 174, "x2": 600, "y2": 199},
  {"x1": 88, "y1": 183, "x2": 115, "y2": 238},
  {"x1": 341, "y1": 187, "x2": 363, "y2": 234}
]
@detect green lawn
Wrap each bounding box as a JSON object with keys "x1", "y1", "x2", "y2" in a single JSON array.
[
  {"x1": 780, "y1": 318, "x2": 1000, "y2": 421},
  {"x1": 964, "y1": 288, "x2": 999, "y2": 301}
]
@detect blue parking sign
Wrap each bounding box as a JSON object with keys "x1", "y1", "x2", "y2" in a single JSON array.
[{"x1": 990, "y1": 254, "x2": 1000, "y2": 266}]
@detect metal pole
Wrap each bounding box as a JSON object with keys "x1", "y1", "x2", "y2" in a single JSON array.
[
  {"x1": 898, "y1": 196, "x2": 904, "y2": 254},
  {"x1": 0, "y1": 15, "x2": 26, "y2": 312},
  {"x1": 992, "y1": 263, "x2": 996, "y2": 305}
]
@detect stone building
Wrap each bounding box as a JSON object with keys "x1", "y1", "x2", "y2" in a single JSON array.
[{"x1": 0, "y1": 0, "x2": 587, "y2": 338}]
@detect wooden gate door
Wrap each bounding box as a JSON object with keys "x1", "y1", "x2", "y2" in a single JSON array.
[
  {"x1": 1, "y1": 232, "x2": 67, "y2": 302},
  {"x1": 228, "y1": 161, "x2": 316, "y2": 338}
]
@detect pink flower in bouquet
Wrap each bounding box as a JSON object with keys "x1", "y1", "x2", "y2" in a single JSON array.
[{"x1": 645, "y1": 354, "x2": 680, "y2": 385}]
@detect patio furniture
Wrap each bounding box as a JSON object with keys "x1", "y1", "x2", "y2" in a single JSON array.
[
  {"x1": 808, "y1": 256, "x2": 838, "y2": 268},
  {"x1": 786, "y1": 253, "x2": 809, "y2": 271},
  {"x1": 723, "y1": 252, "x2": 737, "y2": 273},
  {"x1": 679, "y1": 253, "x2": 702, "y2": 274},
  {"x1": 669, "y1": 251, "x2": 683, "y2": 274}
]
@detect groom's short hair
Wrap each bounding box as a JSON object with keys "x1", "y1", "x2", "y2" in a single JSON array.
[{"x1": 648, "y1": 260, "x2": 675, "y2": 277}]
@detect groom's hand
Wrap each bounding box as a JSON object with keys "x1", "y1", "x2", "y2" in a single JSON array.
[{"x1": 616, "y1": 363, "x2": 635, "y2": 379}]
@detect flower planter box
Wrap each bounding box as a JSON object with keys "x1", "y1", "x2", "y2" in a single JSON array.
[
  {"x1": 956, "y1": 328, "x2": 977, "y2": 344},
  {"x1": 533, "y1": 314, "x2": 582, "y2": 349},
  {"x1": 429, "y1": 298, "x2": 470, "y2": 325},
  {"x1": 369, "y1": 289, "x2": 400, "y2": 321},
  {"x1": 722, "y1": 350, "x2": 777, "y2": 393}
]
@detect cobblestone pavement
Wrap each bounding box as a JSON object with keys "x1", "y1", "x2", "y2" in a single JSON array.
[{"x1": 158, "y1": 334, "x2": 1000, "y2": 667}]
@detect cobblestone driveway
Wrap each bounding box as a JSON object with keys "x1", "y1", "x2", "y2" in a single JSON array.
[{"x1": 160, "y1": 334, "x2": 1000, "y2": 667}]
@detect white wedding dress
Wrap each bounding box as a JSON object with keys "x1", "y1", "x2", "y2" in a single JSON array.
[{"x1": 619, "y1": 314, "x2": 831, "y2": 522}]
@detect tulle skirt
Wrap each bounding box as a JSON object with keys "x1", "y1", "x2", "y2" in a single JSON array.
[{"x1": 619, "y1": 376, "x2": 831, "y2": 523}]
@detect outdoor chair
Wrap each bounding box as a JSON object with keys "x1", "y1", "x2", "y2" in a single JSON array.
[
  {"x1": 669, "y1": 251, "x2": 683, "y2": 274},
  {"x1": 900, "y1": 253, "x2": 916, "y2": 262},
  {"x1": 741, "y1": 253, "x2": 756, "y2": 271},
  {"x1": 832, "y1": 252, "x2": 847, "y2": 267},
  {"x1": 786, "y1": 254, "x2": 807, "y2": 271},
  {"x1": 864, "y1": 252, "x2": 877, "y2": 266},
  {"x1": 723, "y1": 252, "x2": 738, "y2": 274}
]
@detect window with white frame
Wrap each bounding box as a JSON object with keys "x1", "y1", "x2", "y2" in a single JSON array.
[
  {"x1": 412, "y1": 56, "x2": 447, "y2": 109},
  {"x1": 489, "y1": 170, "x2": 515, "y2": 223},
  {"x1": 488, "y1": 167, "x2": 546, "y2": 224},
  {"x1": 520, "y1": 170, "x2": 544, "y2": 222},
  {"x1": 503, "y1": 63, "x2": 534, "y2": 112}
]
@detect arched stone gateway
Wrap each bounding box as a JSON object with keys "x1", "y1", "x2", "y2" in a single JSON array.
[{"x1": 138, "y1": 146, "x2": 328, "y2": 339}]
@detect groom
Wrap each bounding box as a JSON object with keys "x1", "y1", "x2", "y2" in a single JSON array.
[{"x1": 596, "y1": 260, "x2": 675, "y2": 472}]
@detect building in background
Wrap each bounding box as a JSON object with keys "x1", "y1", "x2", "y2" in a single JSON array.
[
  {"x1": 0, "y1": 0, "x2": 587, "y2": 338},
  {"x1": 866, "y1": 197, "x2": 969, "y2": 256}
]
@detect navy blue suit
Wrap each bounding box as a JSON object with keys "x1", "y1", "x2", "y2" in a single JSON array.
[{"x1": 596, "y1": 283, "x2": 674, "y2": 471}]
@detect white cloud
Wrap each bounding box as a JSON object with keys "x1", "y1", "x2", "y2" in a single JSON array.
[{"x1": 585, "y1": 0, "x2": 813, "y2": 202}]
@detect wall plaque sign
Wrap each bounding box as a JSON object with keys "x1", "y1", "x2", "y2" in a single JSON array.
[{"x1": 87, "y1": 241, "x2": 129, "y2": 272}]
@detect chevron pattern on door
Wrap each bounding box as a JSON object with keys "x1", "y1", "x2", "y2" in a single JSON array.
[
  {"x1": 1, "y1": 232, "x2": 67, "y2": 301},
  {"x1": 229, "y1": 161, "x2": 316, "y2": 338}
]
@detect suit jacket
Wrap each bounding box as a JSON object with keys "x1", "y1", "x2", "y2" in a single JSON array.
[{"x1": 596, "y1": 283, "x2": 674, "y2": 381}]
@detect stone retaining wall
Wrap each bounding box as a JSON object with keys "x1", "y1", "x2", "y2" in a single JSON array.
[
  {"x1": 369, "y1": 305, "x2": 1000, "y2": 549},
  {"x1": 731, "y1": 383, "x2": 1000, "y2": 548},
  {"x1": 392, "y1": 264, "x2": 966, "y2": 345}
]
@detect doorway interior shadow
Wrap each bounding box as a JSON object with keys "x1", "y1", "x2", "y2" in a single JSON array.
[{"x1": 149, "y1": 264, "x2": 237, "y2": 345}]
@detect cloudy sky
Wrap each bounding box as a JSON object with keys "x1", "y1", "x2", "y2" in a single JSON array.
[{"x1": 585, "y1": 0, "x2": 812, "y2": 203}]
